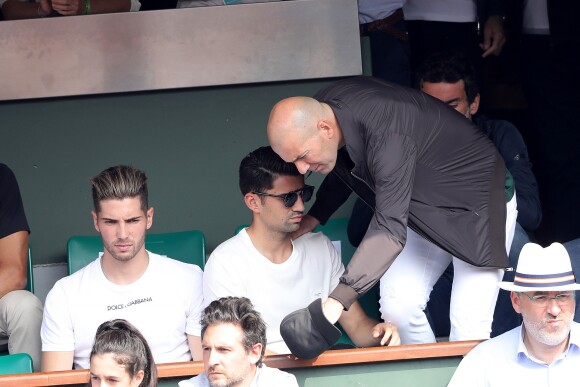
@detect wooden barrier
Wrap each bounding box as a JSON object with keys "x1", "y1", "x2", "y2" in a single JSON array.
[{"x1": 0, "y1": 340, "x2": 480, "y2": 387}]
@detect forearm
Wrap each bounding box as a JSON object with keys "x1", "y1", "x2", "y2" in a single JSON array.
[
  {"x1": 308, "y1": 172, "x2": 352, "y2": 225},
  {"x1": 0, "y1": 231, "x2": 28, "y2": 298},
  {"x1": 331, "y1": 229, "x2": 403, "y2": 308},
  {"x1": 41, "y1": 351, "x2": 74, "y2": 372},
  {"x1": 338, "y1": 302, "x2": 381, "y2": 347}
]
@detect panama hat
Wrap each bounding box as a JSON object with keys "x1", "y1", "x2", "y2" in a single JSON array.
[{"x1": 499, "y1": 242, "x2": 580, "y2": 292}]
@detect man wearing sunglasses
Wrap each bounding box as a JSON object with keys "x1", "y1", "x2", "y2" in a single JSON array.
[
  {"x1": 202, "y1": 146, "x2": 400, "y2": 357},
  {"x1": 448, "y1": 242, "x2": 580, "y2": 386}
]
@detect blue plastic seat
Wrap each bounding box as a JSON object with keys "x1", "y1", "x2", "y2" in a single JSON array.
[{"x1": 67, "y1": 230, "x2": 206, "y2": 275}]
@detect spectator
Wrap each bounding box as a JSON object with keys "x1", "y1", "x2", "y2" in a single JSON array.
[
  {"x1": 203, "y1": 146, "x2": 399, "y2": 358},
  {"x1": 41, "y1": 165, "x2": 204, "y2": 371},
  {"x1": 179, "y1": 297, "x2": 298, "y2": 387},
  {"x1": 404, "y1": 0, "x2": 506, "y2": 78},
  {"x1": 89, "y1": 319, "x2": 157, "y2": 387},
  {"x1": 448, "y1": 242, "x2": 580, "y2": 386},
  {"x1": 0, "y1": 163, "x2": 43, "y2": 371},
  {"x1": 358, "y1": 0, "x2": 411, "y2": 86}
]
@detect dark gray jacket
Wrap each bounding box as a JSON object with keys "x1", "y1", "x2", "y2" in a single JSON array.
[{"x1": 308, "y1": 77, "x2": 507, "y2": 308}]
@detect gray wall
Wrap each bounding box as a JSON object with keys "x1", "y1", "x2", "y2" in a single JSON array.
[{"x1": 1, "y1": 80, "x2": 356, "y2": 266}]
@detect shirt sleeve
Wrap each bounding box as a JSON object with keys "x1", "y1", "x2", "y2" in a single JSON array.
[
  {"x1": 0, "y1": 164, "x2": 29, "y2": 238},
  {"x1": 186, "y1": 265, "x2": 204, "y2": 336},
  {"x1": 41, "y1": 281, "x2": 75, "y2": 352},
  {"x1": 202, "y1": 250, "x2": 246, "y2": 308}
]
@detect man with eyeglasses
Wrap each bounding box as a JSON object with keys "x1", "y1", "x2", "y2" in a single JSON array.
[
  {"x1": 448, "y1": 242, "x2": 580, "y2": 386},
  {"x1": 202, "y1": 146, "x2": 399, "y2": 357}
]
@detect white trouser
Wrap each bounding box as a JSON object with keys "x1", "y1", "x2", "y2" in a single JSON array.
[{"x1": 379, "y1": 194, "x2": 518, "y2": 344}]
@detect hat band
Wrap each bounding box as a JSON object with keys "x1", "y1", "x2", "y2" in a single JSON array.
[{"x1": 514, "y1": 271, "x2": 577, "y2": 288}]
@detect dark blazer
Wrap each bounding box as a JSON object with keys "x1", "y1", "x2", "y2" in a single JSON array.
[{"x1": 308, "y1": 77, "x2": 507, "y2": 307}]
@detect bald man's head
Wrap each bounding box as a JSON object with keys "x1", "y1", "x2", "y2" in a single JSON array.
[
  {"x1": 266, "y1": 97, "x2": 342, "y2": 175},
  {"x1": 267, "y1": 97, "x2": 323, "y2": 150}
]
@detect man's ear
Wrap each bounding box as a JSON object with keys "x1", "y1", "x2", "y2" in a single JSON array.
[
  {"x1": 248, "y1": 343, "x2": 263, "y2": 366},
  {"x1": 92, "y1": 210, "x2": 100, "y2": 233},
  {"x1": 469, "y1": 93, "x2": 481, "y2": 116},
  {"x1": 317, "y1": 119, "x2": 334, "y2": 139},
  {"x1": 244, "y1": 193, "x2": 261, "y2": 213},
  {"x1": 510, "y1": 291, "x2": 522, "y2": 314},
  {"x1": 146, "y1": 207, "x2": 154, "y2": 230}
]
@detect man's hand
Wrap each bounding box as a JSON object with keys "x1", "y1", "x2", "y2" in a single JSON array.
[
  {"x1": 372, "y1": 321, "x2": 400, "y2": 346},
  {"x1": 321, "y1": 297, "x2": 343, "y2": 325},
  {"x1": 51, "y1": 0, "x2": 81, "y2": 15},
  {"x1": 480, "y1": 15, "x2": 506, "y2": 57},
  {"x1": 291, "y1": 214, "x2": 319, "y2": 240},
  {"x1": 38, "y1": 0, "x2": 52, "y2": 16}
]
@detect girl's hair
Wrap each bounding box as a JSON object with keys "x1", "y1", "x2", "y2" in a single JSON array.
[{"x1": 89, "y1": 319, "x2": 157, "y2": 387}]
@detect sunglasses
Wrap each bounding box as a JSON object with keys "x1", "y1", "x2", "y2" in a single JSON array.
[{"x1": 252, "y1": 185, "x2": 314, "y2": 208}]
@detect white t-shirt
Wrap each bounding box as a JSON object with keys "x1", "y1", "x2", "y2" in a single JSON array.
[
  {"x1": 41, "y1": 251, "x2": 204, "y2": 369},
  {"x1": 403, "y1": 0, "x2": 477, "y2": 22},
  {"x1": 203, "y1": 229, "x2": 344, "y2": 354},
  {"x1": 178, "y1": 364, "x2": 298, "y2": 387},
  {"x1": 358, "y1": 0, "x2": 405, "y2": 24}
]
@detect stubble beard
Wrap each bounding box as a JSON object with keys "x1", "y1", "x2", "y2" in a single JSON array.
[{"x1": 523, "y1": 311, "x2": 573, "y2": 346}]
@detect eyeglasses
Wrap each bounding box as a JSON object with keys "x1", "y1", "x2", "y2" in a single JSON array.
[
  {"x1": 519, "y1": 292, "x2": 576, "y2": 307},
  {"x1": 252, "y1": 185, "x2": 314, "y2": 208}
]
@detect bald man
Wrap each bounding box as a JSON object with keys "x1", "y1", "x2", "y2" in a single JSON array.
[{"x1": 268, "y1": 76, "x2": 517, "y2": 350}]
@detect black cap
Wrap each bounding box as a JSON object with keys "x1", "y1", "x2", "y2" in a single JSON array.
[{"x1": 279, "y1": 298, "x2": 342, "y2": 359}]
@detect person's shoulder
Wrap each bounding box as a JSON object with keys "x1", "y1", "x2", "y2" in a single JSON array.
[
  {"x1": 178, "y1": 373, "x2": 209, "y2": 387},
  {"x1": 149, "y1": 251, "x2": 203, "y2": 274},
  {"x1": 206, "y1": 232, "x2": 249, "y2": 266},
  {"x1": 469, "y1": 325, "x2": 520, "y2": 356},
  {"x1": 258, "y1": 365, "x2": 298, "y2": 386},
  {"x1": 211, "y1": 231, "x2": 245, "y2": 255}
]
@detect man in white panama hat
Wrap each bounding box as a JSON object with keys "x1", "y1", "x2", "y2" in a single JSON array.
[{"x1": 448, "y1": 242, "x2": 580, "y2": 386}]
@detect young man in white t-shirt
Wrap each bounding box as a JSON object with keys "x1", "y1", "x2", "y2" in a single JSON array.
[
  {"x1": 203, "y1": 146, "x2": 399, "y2": 356},
  {"x1": 41, "y1": 165, "x2": 204, "y2": 371}
]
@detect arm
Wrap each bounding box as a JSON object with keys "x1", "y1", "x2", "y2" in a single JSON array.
[
  {"x1": 480, "y1": 15, "x2": 506, "y2": 57},
  {"x1": 1, "y1": 0, "x2": 52, "y2": 20},
  {"x1": 478, "y1": 0, "x2": 506, "y2": 57},
  {"x1": 308, "y1": 148, "x2": 355, "y2": 225},
  {"x1": 0, "y1": 231, "x2": 28, "y2": 298},
  {"x1": 338, "y1": 301, "x2": 400, "y2": 347},
  {"x1": 0, "y1": 164, "x2": 30, "y2": 297},
  {"x1": 41, "y1": 283, "x2": 76, "y2": 371},
  {"x1": 187, "y1": 335, "x2": 202, "y2": 361},
  {"x1": 331, "y1": 133, "x2": 415, "y2": 309},
  {"x1": 51, "y1": 0, "x2": 131, "y2": 16},
  {"x1": 41, "y1": 351, "x2": 74, "y2": 372}
]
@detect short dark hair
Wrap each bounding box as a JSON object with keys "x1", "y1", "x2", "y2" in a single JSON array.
[
  {"x1": 201, "y1": 297, "x2": 267, "y2": 367},
  {"x1": 239, "y1": 146, "x2": 301, "y2": 196},
  {"x1": 91, "y1": 165, "x2": 148, "y2": 213},
  {"x1": 416, "y1": 51, "x2": 480, "y2": 105},
  {"x1": 89, "y1": 319, "x2": 157, "y2": 387}
]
